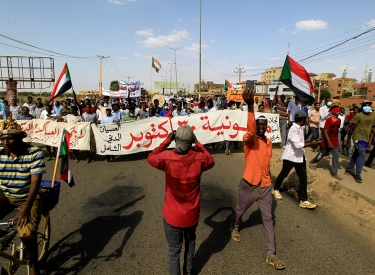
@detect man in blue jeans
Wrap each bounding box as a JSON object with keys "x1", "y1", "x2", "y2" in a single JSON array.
[
  {"x1": 345, "y1": 100, "x2": 375, "y2": 183},
  {"x1": 148, "y1": 125, "x2": 214, "y2": 275}
]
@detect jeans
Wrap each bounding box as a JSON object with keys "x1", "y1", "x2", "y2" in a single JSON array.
[
  {"x1": 338, "y1": 130, "x2": 342, "y2": 151},
  {"x1": 309, "y1": 127, "x2": 319, "y2": 142},
  {"x1": 347, "y1": 142, "x2": 366, "y2": 176},
  {"x1": 164, "y1": 219, "x2": 197, "y2": 275},
  {"x1": 348, "y1": 137, "x2": 354, "y2": 156},
  {"x1": 274, "y1": 157, "x2": 308, "y2": 202},
  {"x1": 311, "y1": 147, "x2": 339, "y2": 175},
  {"x1": 226, "y1": 141, "x2": 233, "y2": 152},
  {"x1": 279, "y1": 120, "x2": 288, "y2": 146}
]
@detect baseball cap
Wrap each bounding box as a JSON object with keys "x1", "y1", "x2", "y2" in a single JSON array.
[
  {"x1": 295, "y1": 110, "x2": 307, "y2": 118},
  {"x1": 175, "y1": 125, "x2": 194, "y2": 151}
]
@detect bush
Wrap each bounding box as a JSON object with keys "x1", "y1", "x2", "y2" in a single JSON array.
[{"x1": 341, "y1": 92, "x2": 352, "y2": 98}]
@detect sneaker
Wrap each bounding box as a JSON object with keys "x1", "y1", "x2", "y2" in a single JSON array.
[
  {"x1": 230, "y1": 227, "x2": 241, "y2": 242},
  {"x1": 272, "y1": 189, "x2": 283, "y2": 200},
  {"x1": 309, "y1": 162, "x2": 317, "y2": 170},
  {"x1": 225, "y1": 149, "x2": 229, "y2": 155},
  {"x1": 299, "y1": 200, "x2": 316, "y2": 209},
  {"x1": 355, "y1": 175, "x2": 362, "y2": 183},
  {"x1": 344, "y1": 168, "x2": 353, "y2": 176},
  {"x1": 331, "y1": 174, "x2": 343, "y2": 181}
]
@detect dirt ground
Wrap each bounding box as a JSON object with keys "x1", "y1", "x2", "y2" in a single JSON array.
[{"x1": 270, "y1": 151, "x2": 375, "y2": 251}]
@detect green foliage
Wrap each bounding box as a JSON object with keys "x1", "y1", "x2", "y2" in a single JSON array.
[
  {"x1": 110, "y1": 80, "x2": 119, "y2": 91},
  {"x1": 320, "y1": 90, "x2": 332, "y2": 100},
  {"x1": 141, "y1": 87, "x2": 148, "y2": 95},
  {"x1": 341, "y1": 92, "x2": 352, "y2": 98}
]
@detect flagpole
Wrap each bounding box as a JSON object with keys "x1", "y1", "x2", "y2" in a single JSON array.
[
  {"x1": 51, "y1": 129, "x2": 64, "y2": 188},
  {"x1": 151, "y1": 66, "x2": 153, "y2": 93}
]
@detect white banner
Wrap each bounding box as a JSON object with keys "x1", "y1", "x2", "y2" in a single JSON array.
[
  {"x1": 102, "y1": 81, "x2": 141, "y2": 98},
  {"x1": 17, "y1": 119, "x2": 91, "y2": 150},
  {"x1": 92, "y1": 111, "x2": 280, "y2": 155}
]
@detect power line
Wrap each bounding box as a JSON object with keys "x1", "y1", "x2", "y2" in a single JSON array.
[
  {"x1": 109, "y1": 57, "x2": 127, "y2": 78},
  {"x1": 0, "y1": 33, "x2": 97, "y2": 59}
]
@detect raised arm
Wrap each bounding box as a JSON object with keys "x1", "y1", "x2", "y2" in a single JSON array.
[{"x1": 242, "y1": 88, "x2": 256, "y2": 145}]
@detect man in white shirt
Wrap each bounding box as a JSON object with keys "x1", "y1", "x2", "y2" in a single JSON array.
[
  {"x1": 287, "y1": 97, "x2": 301, "y2": 126},
  {"x1": 206, "y1": 100, "x2": 217, "y2": 112},
  {"x1": 338, "y1": 107, "x2": 346, "y2": 152},
  {"x1": 319, "y1": 98, "x2": 332, "y2": 131},
  {"x1": 23, "y1": 96, "x2": 36, "y2": 117},
  {"x1": 272, "y1": 111, "x2": 319, "y2": 209}
]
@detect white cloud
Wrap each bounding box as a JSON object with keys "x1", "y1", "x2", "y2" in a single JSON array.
[
  {"x1": 267, "y1": 56, "x2": 282, "y2": 61},
  {"x1": 118, "y1": 56, "x2": 129, "y2": 60},
  {"x1": 367, "y1": 19, "x2": 375, "y2": 26},
  {"x1": 135, "y1": 29, "x2": 153, "y2": 37},
  {"x1": 133, "y1": 53, "x2": 141, "y2": 57},
  {"x1": 210, "y1": 39, "x2": 216, "y2": 43},
  {"x1": 185, "y1": 43, "x2": 207, "y2": 51},
  {"x1": 108, "y1": 0, "x2": 127, "y2": 5},
  {"x1": 292, "y1": 31, "x2": 298, "y2": 34},
  {"x1": 139, "y1": 30, "x2": 190, "y2": 47},
  {"x1": 295, "y1": 20, "x2": 328, "y2": 31},
  {"x1": 370, "y1": 44, "x2": 375, "y2": 49},
  {"x1": 279, "y1": 27, "x2": 286, "y2": 33}
]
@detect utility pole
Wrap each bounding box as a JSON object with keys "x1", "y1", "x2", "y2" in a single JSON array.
[
  {"x1": 199, "y1": 0, "x2": 202, "y2": 99},
  {"x1": 168, "y1": 62, "x2": 174, "y2": 94},
  {"x1": 126, "y1": 76, "x2": 132, "y2": 82},
  {"x1": 171, "y1": 48, "x2": 179, "y2": 94},
  {"x1": 234, "y1": 65, "x2": 245, "y2": 84},
  {"x1": 98, "y1": 55, "x2": 109, "y2": 96}
]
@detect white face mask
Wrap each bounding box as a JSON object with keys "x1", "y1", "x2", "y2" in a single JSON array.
[{"x1": 327, "y1": 102, "x2": 332, "y2": 107}]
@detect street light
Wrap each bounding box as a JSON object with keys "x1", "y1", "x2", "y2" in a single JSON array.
[
  {"x1": 171, "y1": 48, "x2": 179, "y2": 94},
  {"x1": 168, "y1": 62, "x2": 175, "y2": 94}
]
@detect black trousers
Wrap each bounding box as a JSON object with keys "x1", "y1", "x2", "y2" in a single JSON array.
[{"x1": 274, "y1": 157, "x2": 308, "y2": 202}]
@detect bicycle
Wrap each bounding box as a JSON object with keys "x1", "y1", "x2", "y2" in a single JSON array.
[
  {"x1": 0, "y1": 179, "x2": 59, "y2": 275},
  {"x1": 0, "y1": 213, "x2": 50, "y2": 275}
]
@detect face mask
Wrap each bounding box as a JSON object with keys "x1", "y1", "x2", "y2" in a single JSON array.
[
  {"x1": 164, "y1": 106, "x2": 168, "y2": 109},
  {"x1": 362, "y1": 106, "x2": 372, "y2": 113},
  {"x1": 103, "y1": 103, "x2": 108, "y2": 107},
  {"x1": 130, "y1": 113, "x2": 134, "y2": 116},
  {"x1": 327, "y1": 102, "x2": 332, "y2": 107},
  {"x1": 231, "y1": 106, "x2": 236, "y2": 110}
]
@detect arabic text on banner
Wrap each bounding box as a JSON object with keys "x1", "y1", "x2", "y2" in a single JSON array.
[
  {"x1": 92, "y1": 111, "x2": 281, "y2": 155},
  {"x1": 18, "y1": 119, "x2": 91, "y2": 150},
  {"x1": 102, "y1": 81, "x2": 141, "y2": 98}
]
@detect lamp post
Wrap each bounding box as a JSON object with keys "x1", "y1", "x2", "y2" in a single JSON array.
[
  {"x1": 171, "y1": 48, "x2": 179, "y2": 95},
  {"x1": 168, "y1": 62, "x2": 174, "y2": 94},
  {"x1": 199, "y1": 0, "x2": 202, "y2": 100}
]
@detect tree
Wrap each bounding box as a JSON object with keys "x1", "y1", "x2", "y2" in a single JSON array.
[
  {"x1": 320, "y1": 90, "x2": 332, "y2": 100},
  {"x1": 109, "y1": 80, "x2": 119, "y2": 91},
  {"x1": 341, "y1": 92, "x2": 352, "y2": 98},
  {"x1": 141, "y1": 87, "x2": 148, "y2": 96}
]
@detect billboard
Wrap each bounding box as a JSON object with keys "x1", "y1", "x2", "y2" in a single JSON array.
[{"x1": 154, "y1": 81, "x2": 183, "y2": 89}]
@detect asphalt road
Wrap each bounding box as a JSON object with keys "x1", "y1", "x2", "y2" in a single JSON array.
[{"x1": 2, "y1": 146, "x2": 374, "y2": 274}]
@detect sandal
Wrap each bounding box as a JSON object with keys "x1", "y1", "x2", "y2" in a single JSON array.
[
  {"x1": 266, "y1": 255, "x2": 285, "y2": 270},
  {"x1": 230, "y1": 227, "x2": 241, "y2": 242}
]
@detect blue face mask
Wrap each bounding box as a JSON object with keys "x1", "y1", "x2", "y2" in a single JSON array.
[
  {"x1": 362, "y1": 106, "x2": 372, "y2": 113},
  {"x1": 327, "y1": 102, "x2": 332, "y2": 107}
]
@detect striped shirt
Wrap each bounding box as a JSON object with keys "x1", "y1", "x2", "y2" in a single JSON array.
[{"x1": 0, "y1": 144, "x2": 46, "y2": 199}]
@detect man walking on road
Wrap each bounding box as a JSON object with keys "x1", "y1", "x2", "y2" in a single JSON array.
[
  {"x1": 345, "y1": 100, "x2": 375, "y2": 183},
  {"x1": 230, "y1": 88, "x2": 285, "y2": 270},
  {"x1": 272, "y1": 110, "x2": 319, "y2": 209},
  {"x1": 147, "y1": 125, "x2": 215, "y2": 275}
]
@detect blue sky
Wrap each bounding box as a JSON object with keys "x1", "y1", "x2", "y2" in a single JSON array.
[{"x1": 1, "y1": 0, "x2": 375, "y2": 93}]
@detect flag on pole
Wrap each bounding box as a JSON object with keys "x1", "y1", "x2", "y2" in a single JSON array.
[
  {"x1": 224, "y1": 79, "x2": 232, "y2": 91},
  {"x1": 58, "y1": 129, "x2": 75, "y2": 187},
  {"x1": 152, "y1": 57, "x2": 161, "y2": 73},
  {"x1": 279, "y1": 55, "x2": 315, "y2": 105},
  {"x1": 50, "y1": 63, "x2": 72, "y2": 102}
]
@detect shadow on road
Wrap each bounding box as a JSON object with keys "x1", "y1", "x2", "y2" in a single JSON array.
[
  {"x1": 193, "y1": 207, "x2": 234, "y2": 274},
  {"x1": 43, "y1": 195, "x2": 145, "y2": 275}
]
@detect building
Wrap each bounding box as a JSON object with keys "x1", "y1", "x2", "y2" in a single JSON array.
[
  {"x1": 77, "y1": 90, "x2": 101, "y2": 96},
  {"x1": 260, "y1": 67, "x2": 283, "y2": 84},
  {"x1": 194, "y1": 81, "x2": 225, "y2": 96}
]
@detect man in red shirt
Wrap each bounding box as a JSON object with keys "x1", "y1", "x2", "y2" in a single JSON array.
[
  {"x1": 309, "y1": 106, "x2": 342, "y2": 180},
  {"x1": 230, "y1": 88, "x2": 285, "y2": 270},
  {"x1": 147, "y1": 125, "x2": 214, "y2": 275}
]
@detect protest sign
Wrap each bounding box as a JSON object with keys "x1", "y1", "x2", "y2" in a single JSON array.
[
  {"x1": 227, "y1": 89, "x2": 244, "y2": 102},
  {"x1": 17, "y1": 119, "x2": 91, "y2": 150},
  {"x1": 102, "y1": 81, "x2": 141, "y2": 98},
  {"x1": 92, "y1": 111, "x2": 280, "y2": 155}
]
